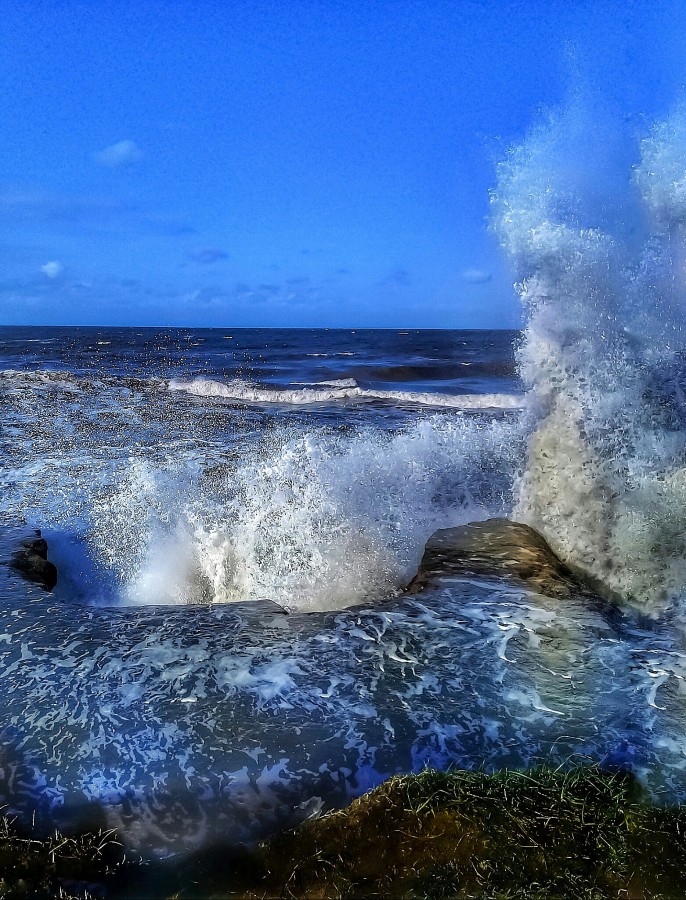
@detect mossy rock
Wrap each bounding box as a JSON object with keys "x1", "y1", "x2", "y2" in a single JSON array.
[
  {"x1": 243, "y1": 767, "x2": 686, "y2": 899},
  {"x1": 406, "y1": 518, "x2": 608, "y2": 603}
]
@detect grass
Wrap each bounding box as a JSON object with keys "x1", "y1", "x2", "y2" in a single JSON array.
[
  {"x1": 242, "y1": 766, "x2": 686, "y2": 899},
  {"x1": 0, "y1": 812, "x2": 128, "y2": 899},
  {"x1": 3, "y1": 766, "x2": 686, "y2": 898}
]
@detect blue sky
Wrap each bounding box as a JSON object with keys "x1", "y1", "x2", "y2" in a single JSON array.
[{"x1": 1, "y1": 0, "x2": 684, "y2": 328}]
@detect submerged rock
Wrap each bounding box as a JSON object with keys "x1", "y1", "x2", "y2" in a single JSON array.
[
  {"x1": 407, "y1": 517, "x2": 600, "y2": 600},
  {"x1": 1, "y1": 521, "x2": 57, "y2": 592}
]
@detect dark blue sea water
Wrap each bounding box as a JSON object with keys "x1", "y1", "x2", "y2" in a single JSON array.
[
  {"x1": 2, "y1": 328, "x2": 686, "y2": 859},
  {"x1": 0, "y1": 327, "x2": 523, "y2": 610},
  {"x1": 0, "y1": 326, "x2": 519, "y2": 391}
]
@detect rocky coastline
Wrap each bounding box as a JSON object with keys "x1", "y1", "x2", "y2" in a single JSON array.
[{"x1": 0, "y1": 519, "x2": 645, "y2": 897}]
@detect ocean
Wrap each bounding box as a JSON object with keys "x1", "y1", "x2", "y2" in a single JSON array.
[
  {"x1": 0, "y1": 327, "x2": 522, "y2": 613},
  {"x1": 6, "y1": 103, "x2": 686, "y2": 861},
  {"x1": 0, "y1": 324, "x2": 683, "y2": 860},
  {"x1": 0, "y1": 326, "x2": 535, "y2": 853}
]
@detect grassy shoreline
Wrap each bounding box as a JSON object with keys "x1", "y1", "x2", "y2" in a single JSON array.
[{"x1": 3, "y1": 766, "x2": 686, "y2": 898}]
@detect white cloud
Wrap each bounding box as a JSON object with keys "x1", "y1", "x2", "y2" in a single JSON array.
[
  {"x1": 40, "y1": 260, "x2": 64, "y2": 279},
  {"x1": 461, "y1": 268, "x2": 492, "y2": 284},
  {"x1": 95, "y1": 139, "x2": 143, "y2": 168}
]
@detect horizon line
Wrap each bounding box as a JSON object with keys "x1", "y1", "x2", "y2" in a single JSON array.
[{"x1": 0, "y1": 323, "x2": 522, "y2": 332}]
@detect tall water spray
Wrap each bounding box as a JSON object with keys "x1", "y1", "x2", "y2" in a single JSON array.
[{"x1": 493, "y1": 101, "x2": 686, "y2": 612}]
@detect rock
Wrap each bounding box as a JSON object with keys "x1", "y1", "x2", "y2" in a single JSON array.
[
  {"x1": 1, "y1": 520, "x2": 57, "y2": 592},
  {"x1": 10, "y1": 535, "x2": 57, "y2": 591},
  {"x1": 406, "y1": 517, "x2": 602, "y2": 600}
]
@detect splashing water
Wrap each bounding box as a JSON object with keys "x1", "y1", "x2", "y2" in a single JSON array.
[
  {"x1": 94, "y1": 416, "x2": 520, "y2": 611},
  {"x1": 493, "y1": 100, "x2": 686, "y2": 613}
]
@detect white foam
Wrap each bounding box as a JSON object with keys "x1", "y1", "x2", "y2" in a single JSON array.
[
  {"x1": 94, "y1": 415, "x2": 522, "y2": 612},
  {"x1": 0, "y1": 368, "x2": 84, "y2": 390},
  {"x1": 168, "y1": 376, "x2": 524, "y2": 410},
  {"x1": 291, "y1": 378, "x2": 359, "y2": 388}
]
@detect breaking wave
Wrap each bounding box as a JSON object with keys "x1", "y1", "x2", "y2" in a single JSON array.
[
  {"x1": 93, "y1": 416, "x2": 522, "y2": 611},
  {"x1": 493, "y1": 99, "x2": 686, "y2": 613},
  {"x1": 168, "y1": 376, "x2": 524, "y2": 410}
]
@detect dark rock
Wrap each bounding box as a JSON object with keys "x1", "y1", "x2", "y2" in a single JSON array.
[
  {"x1": 406, "y1": 517, "x2": 600, "y2": 600},
  {"x1": 1, "y1": 522, "x2": 57, "y2": 592},
  {"x1": 21, "y1": 536, "x2": 48, "y2": 559},
  {"x1": 11, "y1": 546, "x2": 58, "y2": 591}
]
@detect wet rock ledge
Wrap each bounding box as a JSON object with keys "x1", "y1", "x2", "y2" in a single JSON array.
[
  {"x1": 406, "y1": 517, "x2": 601, "y2": 601},
  {"x1": 1, "y1": 520, "x2": 57, "y2": 593}
]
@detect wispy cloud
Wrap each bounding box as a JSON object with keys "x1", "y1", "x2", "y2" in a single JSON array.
[
  {"x1": 95, "y1": 140, "x2": 143, "y2": 168},
  {"x1": 174, "y1": 279, "x2": 325, "y2": 310},
  {"x1": 189, "y1": 247, "x2": 229, "y2": 264},
  {"x1": 0, "y1": 186, "x2": 194, "y2": 237},
  {"x1": 40, "y1": 260, "x2": 64, "y2": 278},
  {"x1": 461, "y1": 267, "x2": 492, "y2": 284},
  {"x1": 0, "y1": 187, "x2": 125, "y2": 225},
  {"x1": 377, "y1": 268, "x2": 412, "y2": 288},
  {"x1": 0, "y1": 268, "x2": 337, "y2": 325}
]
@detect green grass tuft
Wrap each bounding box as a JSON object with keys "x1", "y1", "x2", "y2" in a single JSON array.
[
  {"x1": 244, "y1": 765, "x2": 686, "y2": 899},
  {"x1": 0, "y1": 812, "x2": 129, "y2": 899}
]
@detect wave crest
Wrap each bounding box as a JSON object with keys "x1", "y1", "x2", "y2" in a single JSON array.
[
  {"x1": 93, "y1": 416, "x2": 522, "y2": 611},
  {"x1": 168, "y1": 376, "x2": 524, "y2": 410}
]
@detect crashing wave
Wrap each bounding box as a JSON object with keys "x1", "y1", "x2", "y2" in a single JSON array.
[
  {"x1": 167, "y1": 376, "x2": 524, "y2": 410},
  {"x1": 493, "y1": 101, "x2": 686, "y2": 613},
  {"x1": 93, "y1": 416, "x2": 522, "y2": 611}
]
